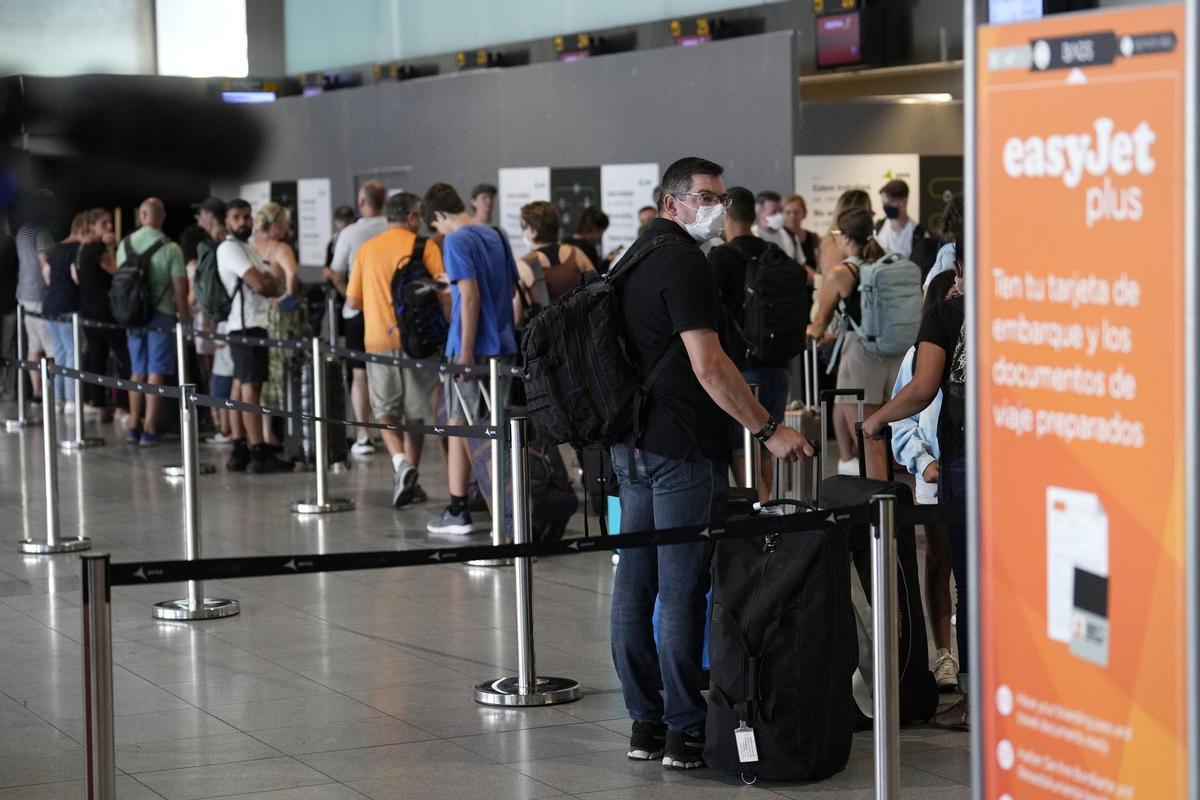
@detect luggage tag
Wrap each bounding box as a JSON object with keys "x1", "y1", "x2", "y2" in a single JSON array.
[{"x1": 735, "y1": 721, "x2": 759, "y2": 763}]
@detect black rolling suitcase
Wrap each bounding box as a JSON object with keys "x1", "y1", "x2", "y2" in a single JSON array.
[
  {"x1": 817, "y1": 389, "x2": 939, "y2": 726},
  {"x1": 284, "y1": 354, "x2": 350, "y2": 469},
  {"x1": 704, "y1": 501, "x2": 857, "y2": 781}
]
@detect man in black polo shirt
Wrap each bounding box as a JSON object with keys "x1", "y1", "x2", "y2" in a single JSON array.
[{"x1": 612, "y1": 157, "x2": 814, "y2": 770}]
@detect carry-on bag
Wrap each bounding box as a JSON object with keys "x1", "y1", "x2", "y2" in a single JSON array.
[
  {"x1": 284, "y1": 354, "x2": 350, "y2": 468},
  {"x1": 817, "y1": 389, "x2": 939, "y2": 725}
]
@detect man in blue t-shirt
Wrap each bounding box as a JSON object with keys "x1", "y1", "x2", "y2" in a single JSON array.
[{"x1": 421, "y1": 183, "x2": 518, "y2": 535}]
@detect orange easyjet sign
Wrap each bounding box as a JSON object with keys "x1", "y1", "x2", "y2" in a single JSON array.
[{"x1": 976, "y1": 4, "x2": 1188, "y2": 798}]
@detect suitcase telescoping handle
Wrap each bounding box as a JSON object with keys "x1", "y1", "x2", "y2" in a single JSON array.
[
  {"x1": 855, "y1": 421, "x2": 896, "y2": 482},
  {"x1": 819, "y1": 389, "x2": 866, "y2": 479},
  {"x1": 803, "y1": 337, "x2": 820, "y2": 411}
]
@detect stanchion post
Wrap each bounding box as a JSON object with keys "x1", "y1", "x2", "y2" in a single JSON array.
[
  {"x1": 871, "y1": 494, "x2": 900, "y2": 800},
  {"x1": 162, "y1": 322, "x2": 213, "y2": 477},
  {"x1": 5, "y1": 304, "x2": 39, "y2": 431},
  {"x1": 475, "y1": 417, "x2": 579, "y2": 706},
  {"x1": 19, "y1": 359, "x2": 89, "y2": 554},
  {"x1": 743, "y1": 384, "x2": 760, "y2": 492},
  {"x1": 61, "y1": 313, "x2": 104, "y2": 450},
  {"x1": 152, "y1": 385, "x2": 239, "y2": 620},
  {"x1": 292, "y1": 337, "x2": 354, "y2": 514},
  {"x1": 81, "y1": 553, "x2": 115, "y2": 800},
  {"x1": 325, "y1": 287, "x2": 338, "y2": 348},
  {"x1": 467, "y1": 357, "x2": 511, "y2": 567}
]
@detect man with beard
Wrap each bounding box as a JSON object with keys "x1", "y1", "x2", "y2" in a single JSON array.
[{"x1": 216, "y1": 199, "x2": 291, "y2": 473}]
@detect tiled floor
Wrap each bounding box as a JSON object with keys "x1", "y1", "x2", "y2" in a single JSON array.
[{"x1": 0, "y1": 402, "x2": 971, "y2": 799}]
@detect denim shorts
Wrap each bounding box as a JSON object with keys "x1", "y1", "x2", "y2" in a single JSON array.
[{"x1": 126, "y1": 311, "x2": 176, "y2": 377}]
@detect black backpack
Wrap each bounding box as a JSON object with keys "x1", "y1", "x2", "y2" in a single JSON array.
[
  {"x1": 390, "y1": 237, "x2": 448, "y2": 359},
  {"x1": 726, "y1": 240, "x2": 810, "y2": 364},
  {"x1": 521, "y1": 232, "x2": 691, "y2": 446},
  {"x1": 705, "y1": 527, "x2": 857, "y2": 781},
  {"x1": 109, "y1": 237, "x2": 169, "y2": 327}
]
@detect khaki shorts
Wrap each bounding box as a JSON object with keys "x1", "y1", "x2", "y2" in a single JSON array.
[
  {"x1": 835, "y1": 331, "x2": 905, "y2": 406},
  {"x1": 20, "y1": 301, "x2": 50, "y2": 356},
  {"x1": 367, "y1": 352, "x2": 439, "y2": 422}
]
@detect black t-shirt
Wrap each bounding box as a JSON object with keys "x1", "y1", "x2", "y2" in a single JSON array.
[
  {"x1": 916, "y1": 293, "x2": 966, "y2": 461},
  {"x1": 0, "y1": 234, "x2": 17, "y2": 315},
  {"x1": 783, "y1": 227, "x2": 818, "y2": 269},
  {"x1": 707, "y1": 235, "x2": 792, "y2": 370},
  {"x1": 619, "y1": 218, "x2": 729, "y2": 462},
  {"x1": 77, "y1": 242, "x2": 114, "y2": 321},
  {"x1": 42, "y1": 242, "x2": 80, "y2": 316}
]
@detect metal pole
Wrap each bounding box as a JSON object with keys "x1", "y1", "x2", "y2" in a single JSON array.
[
  {"x1": 162, "y1": 322, "x2": 213, "y2": 477},
  {"x1": 152, "y1": 385, "x2": 238, "y2": 620},
  {"x1": 475, "y1": 417, "x2": 580, "y2": 707},
  {"x1": 5, "y1": 304, "x2": 38, "y2": 431},
  {"x1": 325, "y1": 287, "x2": 338, "y2": 348},
  {"x1": 292, "y1": 337, "x2": 353, "y2": 513},
  {"x1": 871, "y1": 494, "x2": 900, "y2": 800},
  {"x1": 468, "y1": 357, "x2": 511, "y2": 567},
  {"x1": 81, "y1": 553, "x2": 115, "y2": 800},
  {"x1": 61, "y1": 314, "x2": 104, "y2": 450},
  {"x1": 19, "y1": 359, "x2": 89, "y2": 554}
]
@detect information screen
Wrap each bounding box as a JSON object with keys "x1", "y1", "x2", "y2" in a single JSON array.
[
  {"x1": 816, "y1": 11, "x2": 862, "y2": 67},
  {"x1": 988, "y1": 0, "x2": 1043, "y2": 24},
  {"x1": 975, "y1": 4, "x2": 1189, "y2": 798}
]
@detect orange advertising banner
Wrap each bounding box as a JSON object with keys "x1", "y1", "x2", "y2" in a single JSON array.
[{"x1": 976, "y1": 4, "x2": 1188, "y2": 799}]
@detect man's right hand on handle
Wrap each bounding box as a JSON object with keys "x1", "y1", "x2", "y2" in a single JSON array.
[{"x1": 764, "y1": 425, "x2": 815, "y2": 463}]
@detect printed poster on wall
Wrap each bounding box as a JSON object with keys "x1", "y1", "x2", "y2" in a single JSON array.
[
  {"x1": 601, "y1": 163, "x2": 659, "y2": 260},
  {"x1": 238, "y1": 181, "x2": 271, "y2": 215},
  {"x1": 793, "y1": 154, "x2": 919, "y2": 234},
  {"x1": 551, "y1": 167, "x2": 602, "y2": 240},
  {"x1": 975, "y1": 4, "x2": 1189, "y2": 798},
  {"x1": 297, "y1": 178, "x2": 332, "y2": 268},
  {"x1": 498, "y1": 167, "x2": 551, "y2": 255}
]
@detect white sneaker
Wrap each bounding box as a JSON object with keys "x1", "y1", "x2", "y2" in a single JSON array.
[
  {"x1": 62, "y1": 401, "x2": 75, "y2": 414},
  {"x1": 209, "y1": 432, "x2": 234, "y2": 445},
  {"x1": 934, "y1": 648, "x2": 960, "y2": 692},
  {"x1": 351, "y1": 436, "x2": 377, "y2": 456},
  {"x1": 837, "y1": 458, "x2": 860, "y2": 476}
]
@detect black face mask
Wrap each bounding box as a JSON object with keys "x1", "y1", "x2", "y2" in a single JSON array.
[
  {"x1": 883, "y1": 203, "x2": 901, "y2": 220},
  {"x1": 233, "y1": 225, "x2": 252, "y2": 241}
]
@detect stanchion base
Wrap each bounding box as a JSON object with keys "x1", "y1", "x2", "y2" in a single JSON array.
[
  {"x1": 4, "y1": 418, "x2": 38, "y2": 432},
  {"x1": 330, "y1": 462, "x2": 351, "y2": 474},
  {"x1": 152, "y1": 597, "x2": 241, "y2": 620},
  {"x1": 291, "y1": 497, "x2": 356, "y2": 514},
  {"x1": 465, "y1": 558, "x2": 513, "y2": 567},
  {"x1": 18, "y1": 537, "x2": 91, "y2": 554},
  {"x1": 475, "y1": 676, "x2": 581, "y2": 707},
  {"x1": 162, "y1": 463, "x2": 217, "y2": 478},
  {"x1": 60, "y1": 437, "x2": 106, "y2": 451}
]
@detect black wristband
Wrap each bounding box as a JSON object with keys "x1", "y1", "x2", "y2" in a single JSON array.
[{"x1": 754, "y1": 417, "x2": 779, "y2": 444}]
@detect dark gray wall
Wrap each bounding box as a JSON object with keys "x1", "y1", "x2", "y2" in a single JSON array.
[
  {"x1": 795, "y1": 101, "x2": 964, "y2": 156},
  {"x1": 216, "y1": 30, "x2": 800, "y2": 207}
]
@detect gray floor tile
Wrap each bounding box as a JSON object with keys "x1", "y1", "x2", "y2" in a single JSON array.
[
  {"x1": 193, "y1": 787, "x2": 370, "y2": 800},
  {"x1": 251, "y1": 716, "x2": 437, "y2": 756},
  {"x1": 117, "y1": 731, "x2": 284, "y2": 774},
  {"x1": 298, "y1": 739, "x2": 491, "y2": 782},
  {"x1": 347, "y1": 765, "x2": 562, "y2": 800},
  {"x1": 0, "y1": 775, "x2": 165, "y2": 799},
  {"x1": 205, "y1": 693, "x2": 387, "y2": 732},
  {"x1": 451, "y1": 721, "x2": 629, "y2": 764},
  {"x1": 136, "y1": 756, "x2": 331, "y2": 800},
  {"x1": 508, "y1": 749, "x2": 691, "y2": 795}
]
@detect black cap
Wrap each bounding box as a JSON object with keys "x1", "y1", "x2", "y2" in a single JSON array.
[
  {"x1": 470, "y1": 183, "x2": 497, "y2": 199},
  {"x1": 191, "y1": 196, "x2": 226, "y2": 216}
]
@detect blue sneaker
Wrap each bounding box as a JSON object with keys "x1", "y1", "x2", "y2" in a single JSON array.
[
  {"x1": 125, "y1": 428, "x2": 143, "y2": 445},
  {"x1": 139, "y1": 431, "x2": 163, "y2": 447}
]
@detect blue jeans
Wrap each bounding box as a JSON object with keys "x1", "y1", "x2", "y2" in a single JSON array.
[
  {"x1": 940, "y1": 454, "x2": 969, "y2": 677},
  {"x1": 47, "y1": 320, "x2": 75, "y2": 402},
  {"x1": 610, "y1": 440, "x2": 729, "y2": 733}
]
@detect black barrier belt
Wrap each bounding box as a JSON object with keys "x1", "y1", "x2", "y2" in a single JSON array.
[
  {"x1": 191, "y1": 328, "x2": 309, "y2": 352},
  {"x1": 186, "y1": 389, "x2": 496, "y2": 439},
  {"x1": 108, "y1": 503, "x2": 964, "y2": 587},
  {"x1": 39, "y1": 362, "x2": 185, "y2": 400},
  {"x1": 24, "y1": 309, "x2": 174, "y2": 335},
  {"x1": 321, "y1": 342, "x2": 524, "y2": 378}
]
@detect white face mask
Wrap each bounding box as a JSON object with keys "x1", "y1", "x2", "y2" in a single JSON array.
[
  {"x1": 522, "y1": 230, "x2": 534, "y2": 248},
  {"x1": 676, "y1": 199, "x2": 726, "y2": 243},
  {"x1": 765, "y1": 212, "x2": 784, "y2": 230}
]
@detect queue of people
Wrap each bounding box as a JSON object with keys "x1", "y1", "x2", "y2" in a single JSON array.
[{"x1": 0, "y1": 162, "x2": 969, "y2": 764}]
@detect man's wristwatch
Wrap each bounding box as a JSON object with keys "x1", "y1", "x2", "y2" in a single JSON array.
[{"x1": 754, "y1": 417, "x2": 779, "y2": 444}]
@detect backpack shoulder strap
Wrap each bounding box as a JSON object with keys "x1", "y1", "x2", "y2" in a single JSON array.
[
  {"x1": 142, "y1": 237, "x2": 168, "y2": 263},
  {"x1": 605, "y1": 232, "x2": 691, "y2": 283},
  {"x1": 640, "y1": 338, "x2": 684, "y2": 393},
  {"x1": 538, "y1": 244, "x2": 561, "y2": 267},
  {"x1": 412, "y1": 236, "x2": 427, "y2": 265},
  {"x1": 491, "y1": 226, "x2": 521, "y2": 285}
]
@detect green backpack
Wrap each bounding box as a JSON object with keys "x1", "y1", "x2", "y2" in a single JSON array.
[{"x1": 194, "y1": 239, "x2": 240, "y2": 322}]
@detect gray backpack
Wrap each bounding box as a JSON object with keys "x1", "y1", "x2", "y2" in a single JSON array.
[{"x1": 836, "y1": 254, "x2": 923, "y2": 359}]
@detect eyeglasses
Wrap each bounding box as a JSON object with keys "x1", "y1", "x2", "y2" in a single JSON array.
[
  {"x1": 830, "y1": 229, "x2": 843, "y2": 236},
  {"x1": 673, "y1": 191, "x2": 733, "y2": 208}
]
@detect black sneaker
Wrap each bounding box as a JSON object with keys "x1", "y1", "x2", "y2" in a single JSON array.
[
  {"x1": 662, "y1": 729, "x2": 705, "y2": 770},
  {"x1": 409, "y1": 483, "x2": 428, "y2": 503},
  {"x1": 226, "y1": 440, "x2": 249, "y2": 472},
  {"x1": 248, "y1": 444, "x2": 295, "y2": 474},
  {"x1": 627, "y1": 720, "x2": 666, "y2": 761}
]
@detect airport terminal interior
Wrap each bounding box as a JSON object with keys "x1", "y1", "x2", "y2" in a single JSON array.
[{"x1": 1, "y1": 0, "x2": 1192, "y2": 798}]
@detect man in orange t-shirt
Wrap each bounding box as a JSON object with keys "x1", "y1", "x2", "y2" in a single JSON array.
[{"x1": 347, "y1": 192, "x2": 446, "y2": 507}]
